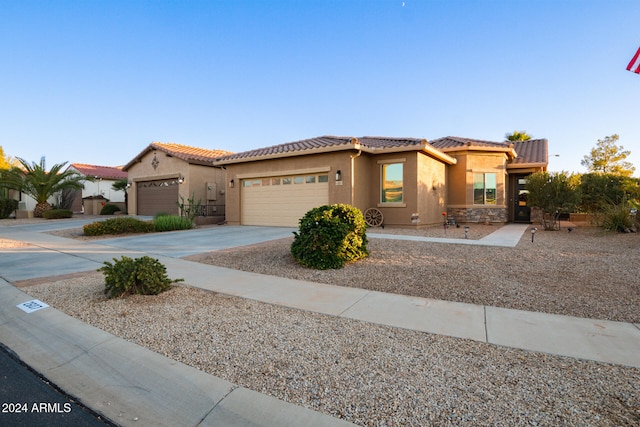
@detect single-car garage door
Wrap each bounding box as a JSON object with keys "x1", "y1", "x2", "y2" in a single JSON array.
[
  {"x1": 241, "y1": 173, "x2": 329, "y2": 226},
  {"x1": 137, "y1": 179, "x2": 179, "y2": 216}
]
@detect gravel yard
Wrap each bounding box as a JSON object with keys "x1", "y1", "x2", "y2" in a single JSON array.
[
  {"x1": 187, "y1": 224, "x2": 640, "y2": 323},
  {"x1": 5, "y1": 219, "x2": 640, "y2": 426}
]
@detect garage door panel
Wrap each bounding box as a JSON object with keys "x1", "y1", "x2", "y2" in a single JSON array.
[
  {"x1": 241, "y1": 175, "x2": 328, "y2": 226},
  {"x1": 137, "y1": 180, "x2": 179, "y2": 216}
]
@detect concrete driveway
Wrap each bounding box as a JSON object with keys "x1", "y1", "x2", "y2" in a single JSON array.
[{"x1": 0, "y1": 223, "x2": 295, "y2": 282}]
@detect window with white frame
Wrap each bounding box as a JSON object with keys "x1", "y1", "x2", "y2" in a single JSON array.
[{"x1": 473, "y1": 173, "x2": 497, "y2": 204}]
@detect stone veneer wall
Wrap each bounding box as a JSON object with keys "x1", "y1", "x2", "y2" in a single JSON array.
[{"x1": 448, "y1": 207, "x2": 508, "y2": 223}]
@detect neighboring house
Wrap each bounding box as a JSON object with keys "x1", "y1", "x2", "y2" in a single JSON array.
[
  {"x1": 66, "y1": 164, "x2": 128, "y2": 213},
  {"x1": 123, "y1": 142, "x2": 232, "y2": 221},
  {"x1": 215, "y1": 135, "x2": 548, "y2": 227}
]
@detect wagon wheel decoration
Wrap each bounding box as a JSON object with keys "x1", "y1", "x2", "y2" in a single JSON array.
[{"x1": 364, "y1": 208, "x2": 384, "y2": 227}]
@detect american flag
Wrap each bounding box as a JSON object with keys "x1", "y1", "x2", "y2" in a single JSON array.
[{"x1": 627, "y1": 46, "x2": 640, "y2": 73}]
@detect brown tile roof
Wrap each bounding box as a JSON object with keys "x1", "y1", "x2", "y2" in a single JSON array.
[
  {"x1": 217, "y1": 136, "x2": 356, "y2": 161},
  {"x1": 509, "y1": 139, "x2": 548, "y2": 167},
  {"x1": 123, "y1": 142, "x2": 233, "y2": 170},
  {"x1": 70, "y1": 163, "x2": 128, "y2": 180},
  {"x1": 216, "y1": 135, "x2": 455, "y2": 164},
  {"x1": 429, "y1": 136, "x2": 514, "y2": 150},
  {"x1": 429, "y1": 136, "x2": 548, "y2": 167}
]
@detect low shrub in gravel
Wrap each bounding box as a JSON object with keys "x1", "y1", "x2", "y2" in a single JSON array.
[
  {"x1": 597, "y1": 202, "x2": 637, "y2": 232},
  {"x1": 43, "y1": 209, "x2": 73, "y2": 219},
  {"x1": 99, "y1": 255, "x2": 183, "y2": 298},
  {"x1": 99, "y1": 203, "x2": 121, "y2": 215},
  {"x1": 291, "y1": 204, "x2": 368, "y2": 270},
  {"x1": 83, "y1": 217, "x2": 154, "y2": 236},
  {"x1": 153, "y1": 214, "x2": 194, "y2": 232}
]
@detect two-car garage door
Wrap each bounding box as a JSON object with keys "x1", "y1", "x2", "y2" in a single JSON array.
[{"x1": 241, "y1": 173, "x2": 329, "y2": 226}]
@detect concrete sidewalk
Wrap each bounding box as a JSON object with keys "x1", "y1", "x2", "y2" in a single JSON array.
[{"x1": 1, "y1": 222, "x2": 640, "y2": 426}]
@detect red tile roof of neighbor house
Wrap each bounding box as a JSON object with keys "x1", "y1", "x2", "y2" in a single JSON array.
[
  {"x1": 123, "y1": 142, "x2": 233, "y2": 170},
  {"x1": 70, "y1": 163, "x2": 128, "y2": 180},
  {"x1": 216, "y1": 135, "x2": 456, "y2": 164}
]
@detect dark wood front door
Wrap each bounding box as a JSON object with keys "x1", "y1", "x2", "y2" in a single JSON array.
[{"x1": 514, "y1": 174, "x2": 531, "y2": 223}]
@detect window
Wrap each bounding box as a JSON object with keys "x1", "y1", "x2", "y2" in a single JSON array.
[
  {"x1": 305, "y1": 175, "x2": 316, "y2": 184},
  {"x1": 271, "y1": 178, "x2": 281, "y2": 185},
  {"x1": 282, "y1": 177, "x2": 292, "y2": 185},
  {"x1": 318, "y1": 175, "x2": 328, "y2": 183},
  {"x1": 293, "y1": 176, "x2": 304, "y2": 184},
  {"x1": 474, "y1": 173, "x2": 497, "y2": 204},
  {"x1": 381, "y1": 163, "x2": 403, "y2": 203}
]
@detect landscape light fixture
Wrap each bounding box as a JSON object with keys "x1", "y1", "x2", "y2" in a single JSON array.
[
  {"x1": 530, "y1": 227, "x2": 537, "y2": 242},
  {"x1": 464, "y1": 226, "x2": 469, "y2": 239}
]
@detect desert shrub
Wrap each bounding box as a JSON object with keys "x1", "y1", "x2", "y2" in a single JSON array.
[
  {"x1": 99, "y1": 255, "x2": 183, "y2": 298},
  {"x1": 83, "y1": 217, "x2": 154, "y2": 236},
  {"x1": 291, "y1": 204, "x2": 368, "y2": 270},
  {"x1": 100, "y1": 203, "x2": 121, "y2": 215},
  {"x1": 153, "y1": 214, "x2": 194, "y2": 232},
  {"x1": 42, "y1": 209, "x2": 73, "y2": 219},
  {"x1": 596, "y1": 203, "x2": 636, "y2": 232},
  {"x1": 0, "y1": 198, "x2": 18, "y2": 219}
]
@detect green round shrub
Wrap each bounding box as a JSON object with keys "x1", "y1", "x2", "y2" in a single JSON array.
[
  {"x1": 291, "y1": 204, "x2": 369, "y2": 270},
  {"x1": 100, "y1": 203, "x2": 121, "y2": 215}
]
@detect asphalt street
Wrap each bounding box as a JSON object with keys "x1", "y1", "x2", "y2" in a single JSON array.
[{"x1": 0, "y1": 343, "x2": 115, "y2": 427}]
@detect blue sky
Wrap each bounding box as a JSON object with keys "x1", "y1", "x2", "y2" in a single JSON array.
[{"x1": 1, "y1": 0, "x2": 639, "y2": 176}]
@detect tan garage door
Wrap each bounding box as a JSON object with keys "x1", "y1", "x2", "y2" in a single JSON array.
[
  {"x1": 241, "y1": 174, "x2": 329, "y2": 226},
  {"x1": 137, "y1": 179, "x2": 179, "y2": 216}
]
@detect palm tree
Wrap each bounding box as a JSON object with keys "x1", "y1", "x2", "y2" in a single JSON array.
[
  {"x1": 505, "y1": 131, "x2": 532, "y2": 141},
  {"x1": 112, "y1": 178, "x2": 129, "y2": 213},
  {"x1": 0, "y1": 157, "x2": 89, "y2": 217}
]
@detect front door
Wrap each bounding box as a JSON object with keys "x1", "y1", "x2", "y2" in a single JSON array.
[{"x1": 514, "y1": 175, "x2": 531, "y2": 223}]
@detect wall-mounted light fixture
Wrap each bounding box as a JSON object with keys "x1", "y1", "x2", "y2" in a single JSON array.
[
  {"x1": 229, "y1": 179, "x2": 235, "y2": 188},
  {"x1": 178, "y1": 174, "x2": 185, "y2": 184},
  {"x1": 126, "y1": 181, "x2": 132, "y2": 188},
  {"x1": 335, "y1": 170, "x2": 342, "y2": 181}
]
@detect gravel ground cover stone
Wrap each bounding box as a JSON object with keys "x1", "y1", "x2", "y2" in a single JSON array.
[
  {"x1": 4, "y1": 219, "x2": 640, "y2": 425},
  {"x1": 23, "y1": 274, "x2": 640, "y2": 426},
  {"x1": 187, "y1": 224, "x2": 640, "y2": 323}
]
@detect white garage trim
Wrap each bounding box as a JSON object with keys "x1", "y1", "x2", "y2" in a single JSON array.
[{"x1": 241, "y1": 173, "x2": 329, "y2": 226}]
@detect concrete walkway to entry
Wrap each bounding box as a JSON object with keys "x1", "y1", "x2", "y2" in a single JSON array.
[{"x1": 1, "y1": 220, "x2": 640, "y2": 426}]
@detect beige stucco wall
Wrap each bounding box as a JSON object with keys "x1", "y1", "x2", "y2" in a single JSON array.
[
  {"x1": 125, "y1": 149, "x2": 226, "y2": 216},
  {"x1": 445, "y1": 150, "x2": 509, "y2": 222},
  {"x1": 416, "y1": 153, "x2": 448, "y2": 225},
  {"x1": 224, "y1": 149, "x2": 451, "y2": 227}
]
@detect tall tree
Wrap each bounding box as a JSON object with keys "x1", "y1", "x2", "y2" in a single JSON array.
[
  {"x1": 0, "y1": 146, "x2": 14, "y2": 169},
  {"x1": 505, "y1": 131, "x2": 532, "y2": 141},
  {"x1": 581, "y1": 134, "x2": 635, "y2": 177},
  {"x1": 0, "y1": 157, "x2": 89, "y2": 217}
]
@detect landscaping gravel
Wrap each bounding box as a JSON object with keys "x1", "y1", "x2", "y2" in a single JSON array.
[{"x1": 5, "y1": 219, "x2": 640, "y2": 425}]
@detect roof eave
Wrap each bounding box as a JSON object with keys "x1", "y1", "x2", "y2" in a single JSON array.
[{"x1": 507, "y1": 162, "x2": 548, "y2": 170}]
